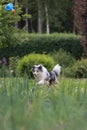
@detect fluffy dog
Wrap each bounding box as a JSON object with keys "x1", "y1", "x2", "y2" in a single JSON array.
[
  {"x1": 32, "y1": 64, "x2": 61, "y2": 86},
  {"x1": 49, "y1": 64, "x2": 61, "y2": 85}
]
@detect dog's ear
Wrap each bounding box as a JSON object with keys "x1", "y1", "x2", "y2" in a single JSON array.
[
  {"x1": 38, "y1": 65, "x2": 42, "y2": 71},
  {"x1": 31, "y1": 65, "x2": 35, "y2": 71}
]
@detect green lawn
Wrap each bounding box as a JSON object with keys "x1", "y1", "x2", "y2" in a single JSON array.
[{"x1": 0, "y1": 77, "x2": 87, "y2": 130}]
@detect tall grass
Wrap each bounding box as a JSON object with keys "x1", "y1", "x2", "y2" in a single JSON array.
[{"x1": 0, "y1": 77, "x2": 87, "y2": 130}]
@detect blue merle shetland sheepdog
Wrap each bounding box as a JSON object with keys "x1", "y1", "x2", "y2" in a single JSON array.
[{"x1": 32, "y1": 64, "x2": 61, "y2": 86}]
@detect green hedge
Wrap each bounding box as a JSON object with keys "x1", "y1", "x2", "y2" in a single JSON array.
[
  {"x1": 17, "y1": 53, "x2": 55, "y2": 76},
  {"x1": 0, "y1": 33, "x2": 83, "y2": 59}
]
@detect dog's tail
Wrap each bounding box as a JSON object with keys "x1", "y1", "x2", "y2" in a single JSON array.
[{"x1": 52, "y1": 64, "x2": 61, "y2": 76}]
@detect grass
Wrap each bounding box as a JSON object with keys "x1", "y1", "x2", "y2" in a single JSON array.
[{"x1": 0, "y1": 77, "x2": 87, "y2": 130}]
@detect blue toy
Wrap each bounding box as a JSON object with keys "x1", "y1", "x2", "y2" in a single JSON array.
[{"x1": 5, "y1": 3, "x2": 15, "y2": 12}]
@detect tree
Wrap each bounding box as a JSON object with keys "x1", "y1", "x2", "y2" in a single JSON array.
[
  {"x1": 43, "y1": 0, "x2": 73, "y2": 33},
  {"x1": 1, "y1": 0, "x2": 73, "y2": 34},
  {"x1": 0, "y1": 0, "x2": 22, "y2": 47},
  {"x1": 14, "y1": 0, "x2": 18, "y2": 29},
  {"x1": 20, "y1": 0, "x2": 30, "y2": 32},
  {"x1": 36, "y1": 0, "x2": 43, "y2": 33},
  {"x1": 18, "y1": 0, "x2": 73, "y2": 33},
  {"x1": 44, "y1": 0, "x2": 51, "y2": 34},
  {"x1": 74, "y1": 0, "x2": 87, "y2": 56}
]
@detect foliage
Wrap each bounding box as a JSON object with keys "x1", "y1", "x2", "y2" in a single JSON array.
[
  {"x1": 64, "y1": 58, "x2": 87, "y2": 78},
  {"x1": 48, "y1": 0, "x2": 74, "y2": 32},
  {"x1": 0, "y1": 0, "x2": 22, "y2": 47},
  {"x1": 51, "y1": 49, "x2": 76, "y2": 68},
  {"x1": 19, "y1": 0, "x2": 73, "y2": 33},
  {"x1": 0, "y1": 65, "x2": 9, "y2": 77},
  {"x1": 9, "y1": 56, "x2": 20, "y2": 76},
  {"x1": 0, "y1": 33, "x2": 83, "y2": 59},
  {"x1": 17, "y1": 53, "x2": 55, "y2": 76},
  {"x1": 0, "y1": 77, "x2": 87, "y2": 130},
  {"x1": 0, "y1": 57, "x2": 8, "y2": 77},
  {"x1": 0, "y1": 0, "x2": 74, "y2": 33}
]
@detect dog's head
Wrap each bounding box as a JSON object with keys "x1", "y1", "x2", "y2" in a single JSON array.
[{"x1": 32, "y1": 64, "x2": 43, "y2": 77}]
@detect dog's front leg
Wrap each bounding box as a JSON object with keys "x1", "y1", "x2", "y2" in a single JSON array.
[{"x1": 36, "y1": 80, "x2": 45, "y2": 85}]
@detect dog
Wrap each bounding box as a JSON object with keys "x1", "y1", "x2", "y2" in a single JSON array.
[
  {"x1": 49, "y1": 64, "x2": 61, "y2": 85},
  {"x1": 32, "y1": 64, "x2": 61, "y2": 86}
]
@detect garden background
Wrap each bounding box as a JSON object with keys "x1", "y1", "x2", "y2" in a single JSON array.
[{"x1": 0, "y1": 0, "x2": 87, "y2": 130}]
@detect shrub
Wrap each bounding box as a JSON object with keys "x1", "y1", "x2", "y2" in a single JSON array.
[
  {"x1": 9, "y1": 56, "x2": 20, "y2": 76},
  {"x1": 63, "y1": 67, "x2": 74, "y2": 78},
  {"x1": 0, "y1": 33, "x2": 83, "y2": 59},
  {"x1": 51, "y1": 49, "x2": 76, "y2": 68},
  {"x1": 17, "y1": 53, "x2": 55, "y2": 76},
  {"x1": 0, "y1": 65, "x2": 9, "y2": 77},
  {"x1": 64, "y1": 58, "x2": 87, "y2": 78},
  {"x1": 0, "y1": 57, "x2": 8, "y2": 77}
]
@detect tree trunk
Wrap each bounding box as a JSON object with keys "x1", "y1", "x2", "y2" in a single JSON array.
[
  {"x1": 74, "y1": 0, "x2": 87, "y2": 56},
  {"x1": 37, "y1": 0, "x2": 43, "y2": 33},
  {"x1": 25, "y1": 8, "x2": 29, "y2": 32},
  {"x1": 45, "y1": 1, "x2": 50, "y2": 34},
  {"x1": 15, "y1": 0, "x2": 18, "y2": 29}
]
